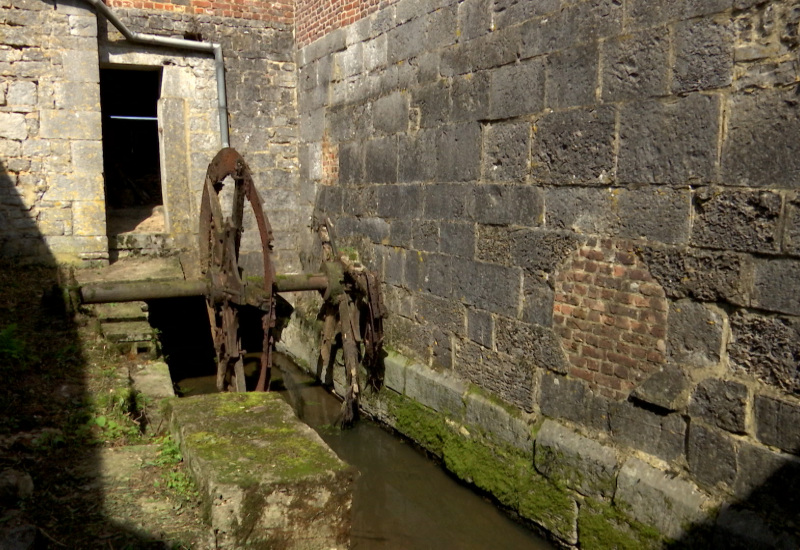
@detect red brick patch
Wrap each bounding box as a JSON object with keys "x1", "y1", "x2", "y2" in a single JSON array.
[
  {"x1": 553, "y1": 239, "x2": 668, "y2": 401},
  {"x1": 322, "y1": 133, "x2": 339, "y2": 186}
]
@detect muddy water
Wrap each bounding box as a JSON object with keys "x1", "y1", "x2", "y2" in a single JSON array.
[{"x1": 177, "y1": 355, "x2": 554, "y2": 550}]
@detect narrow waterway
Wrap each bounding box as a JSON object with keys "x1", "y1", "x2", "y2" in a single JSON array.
[{"x1": 177, "y1": 354, "x2": 554, "y2": 550}]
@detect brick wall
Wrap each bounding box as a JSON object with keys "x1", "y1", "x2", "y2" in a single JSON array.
[
  {"x1": 105, "y1": 0, "x2": 293, "y2": 25},
  {"x1": 295, "y1": 0, "x2": 392, "y2": 48},
  {"x1": 296, "y1": 0, "x2": 800, "y2": 546}
]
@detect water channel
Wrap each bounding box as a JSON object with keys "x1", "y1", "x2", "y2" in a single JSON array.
[{"x1": 176, "y1": 352, "x2": 554, "y2": 550}]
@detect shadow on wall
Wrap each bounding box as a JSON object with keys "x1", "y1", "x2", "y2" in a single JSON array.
[{"x1": 0, "y1": 161, "x2": 175, "y2": 547}]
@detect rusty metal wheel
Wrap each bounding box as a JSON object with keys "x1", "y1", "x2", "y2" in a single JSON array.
[{"x1": 199, "y1": 148, "x2": 277, "y2": 392}]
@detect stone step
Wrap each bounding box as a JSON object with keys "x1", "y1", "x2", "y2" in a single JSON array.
[
  {"x1": 129, "y1": 361, "x2": 175, "y2": 434},
  {"x1": 165, "y1": 393, "x2": 355, "y2": 549},
  {"x1": 93, "y1": 302, "x2": 148, "y2": 323}
]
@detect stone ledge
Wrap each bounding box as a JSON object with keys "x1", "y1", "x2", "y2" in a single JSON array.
[{"x1": 166, "y1": 393, "x2": 355, "y2": 550}]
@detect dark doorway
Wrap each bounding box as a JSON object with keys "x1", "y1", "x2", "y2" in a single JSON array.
[{"x1": 100, "y1": 68, "x2": 164, "y2": 235}]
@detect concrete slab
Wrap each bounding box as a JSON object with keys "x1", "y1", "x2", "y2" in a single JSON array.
[{"x1": 166, "y1": 393, "x2": 355, "y2": 549}]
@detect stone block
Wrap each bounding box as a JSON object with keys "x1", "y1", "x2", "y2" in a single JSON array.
[
  {"x1": 481, "y1": 122, "x2": 530, "y2": 183},
  {"x1": 471, "y1": 184, "x2": 543, "y2": 227},
  {"x1": 734, "y1": 442, "x2": 800, "y2": 518},
  {"x1": 545, "y1": 43, "x2": 599, "y2": 109},
  {"x1": 517, "y1": 470, "x2": 578, "y2": 545},
  {"x1": 382, "y1": 351, "x2": 408, "y2": 394},
  {"x1": 381, "y1": 245, "x2": 405, "y2": 285},
  {"x1": 480, "y1": 349, "x2": 536, "y2": 412},
  {"x1": 61, "y1": 49, "x2": 99, "y2": 83},
  {"x1": 451, "y1": 257, "x2": 522, "y2": 316},
  {"x1": 729, "y1": 311, "x2": 800, "y2": 395},
  {"x1": 7, "y1": 81, "x2": 36, "y2": 106},
  {"x1": 365, "y1": 137, "x2": 398, "y2": 184},
  {"x1": 166, "y1": 393, "x2": 354, "y2": 550},
  {"x1": 39, "y1": 110, "x2": 101, "y2": 140},
  {"x1": 52, "y1": 81, "x2": 100, "y2": 111},
  {"x1": 532, "y1": 105, "x2": 616, "y2": 185},
  {"x1": 722, "y1": 88, "x2": 800, "y2": 188},
  {"x1": 692, "y1": 187, "x2": 782, "y2": 253},
  {"x1": 413, "y1": 79, "x2": 450, "y2": 129},
  {"x1": 488, "y1": 59, "x2": 545, "y2": 120},
  {"x1": 44, "y1": 172, "x2": 103, "y2": 202},
  {"x1": 534, "y1": 420, "x2": 618, "y2": 498},
  {"x1": 601, "y1": 28, "x2": 669, "y2": 102},
  {"x1": 667, "y1": 299, "x2": 724, "y2": 367},
  {"x1": 467, "y1": 307, "x2": 492, "y2": 348},
  {"x1": 373, "y1": 92, "x2": 409, "y2": 135},
  {"x1": 784, "y1": 193, "x2": 800, "y2": 256},
  {"x1": 639, "y1": 245, "x2": 752, "y2": 305},
  {"x1": 687, "y1": 422, "x2": 737, "y2": 490},
  {"x1": 385, "y1": 314, "x2": 432, "y2": 363},
  {"x1": 387, "y1": 15, "x2": 426, "y2": 63},
  {"x1": 616, "y1": 457, "x2": 710, "y2": 541},
  {"x1": 539, "y1": 373, "x2": 610, "y2": 433},
  {"x1": 495, "y1": 316, "x2": 567, "y2": 374},
  {"x1": 398, "y1": 129, "x2": 437, "y2": 183},
  {"x1": 72, "y1": 200, "x2": 106, "y2": 236},
  {"x1": 673, "y1": 17, "x2": 734, "y2": 93},
  {"x1": 619, "y1": 95, "x2": 720, "y2": 184},
  {"x1": 375, "y1": 184, "x2": 423, "y2": 220},
  {"x1": 416, "y1": 292, "x2": 465, "y2": 334},
  {"x1": 436, "y1": 123, "x2": 481, "y2": 182},
  {"x1": 609, "y1": 401, "x2": 686, "y2": 462},
  {"x1": 522, "y1": 278, "x2": 554, "y2": 327},
  {"x1": 753, "y1": 258, "x2": 800, "y2": 316},
  {"x1": 544, "y1": 187, "x2": 618, "y2": 233},
  {"x1": 412, "y1": 220, "x2": 439, "y2": 252},
  {"x1": 0, "y1": 113, "x2": 27, "y2": 140},
  {"x1": 338, "y1": 141, "x2": 364, "y2": 185},
  {"x1": 714, "y1": 507, "x2": 800, "y2": 550},
  {"x1": 630, "y1": 364, "x2": 691, "y2": 412},
  {"x1": 451, "y1": 72, "x2": 489, "y2": 122},
  {"x1": 463, "y1": 391, "x2": 531, "y2": 452},
  {"x1": 512, "y1": 229, "x2": 582, "y2": 275},
  {"x1": 457, "y1": 0, "x2": 491, "y2": 42},
  {"x1": 422, "y1": 5, "x2": 458, "y2": 52},
  {"x1": 71, "y1": 139, "x2": 103, "y2": 175},
  {"x1": 404, "y1": 361, "x2": 467, "y2": 417},
  {"x1": 617, "y1": 186, "x2": 692, "y2": 245},
  {"x1": 689, "y1": 378, "x2": 747, "y2": 435},
  {"x1": 754, "y1": 394, "x2": 800, "y2": 453},
  {"x1": 364, "y1": 35, "x2": 387, "y2": 72}
]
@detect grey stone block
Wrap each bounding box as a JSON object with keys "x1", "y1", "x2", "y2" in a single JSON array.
[
  {"x1": 511, "y1": 229, "x2": 582, "y2": 275},
  {"x1": 39, "y1": 110, "x2": 101, "y2": 140},
  {"x1": 668, "y1": 299, "x2": 725, "y2": 367},
  {"x1": 687, "y1": 422, "x2": 737, "y2": 489},
  {"x1": 544, "y1": 187, "x2": 618, "y2": 233},
  {"x1": 534, "y1": 420, "x2": 618, "y2": 498},
  {"x1": 601, "y1": 28, "x2": 670, "y2": 102},
  {"x1": 413, "y1": 79, "x2": 451, "y2": 129},
  {"x1": 365, "y1": 137, "x2": 398, "y2": 184},
  {"x1": 753, "y1": 258, "x2": 800, "y2": 316},
  {"x1": 467, "y1": 307, "x2": 493, "y2": 348},
  {"x1": 384, "y1": 312, "x2": 432, "y2": 363},
  {"x1": 689, "y1": 379, "x2": 747, "y2": 434},
  {"x1": 338, "y1": 141, "x2": 364, "y2": 185},
  {"x1": 734, "y1": 443, "x2": 800, "y2": 520},
  {"x1": 0, "y1": 113, "x2": 27, "y2": 140},
  {"x1": 464, "y1": 391, "x2": 531, "y2": 452},
  {"x1": 492, "y1": 0, "x2": 560, "y2": 31},
  {"x1": 439, "y1": 222, "x2": 475, "y2": 257},
  {"x1": 399, "y1": 129, "x2": 437, "y2": 183},
  {"x1": 316, "y1": 186, "x2": 343, "y2": 216},
  {"x1": 619, "y1": 95, "x2": 720, "y2": 184},
  {"x1": 692, "y1": 187, "x2": 782, "y2": 253},
  {"x1": 436, "y1": 123, "x2": 481, "y2": 182},
  {"x1": 404, "y1": 361, "x2": 467, "y2": 417},
  {"x1": 729, "y1": 311, "x2": 800, "y2": 395},
  {"x1": 61, "y1": 49, "x2": 99, "y2": 82},
  {"x1": 609, "y1": 401, "x2": 687, "y2": 462},
  {"x1": 423, "y1": 5, "x2": 458, "y2": 52},
  {"x1": 387, "y1": 15, "x2": 426, "y2": 63},
  {"x1": 673, "y1": 17, "x2": 734, "y2": 93},
  {"x1": 755, "y1": 394, "x2": 800, "y2": 453},
  {"x1": 638, "y1": 245, "x2": 752, "y2": 305},
  {"x1": 616, "y1": 457, "x2": 710, "y2": 541},
  {"x1": 522, "y1": 279, "x2": 554, "y2": 327},
  {"x1": 341, "y1": 186, "x2": 378, "y2": 217},
  {"x1": 714, "y1": 508, "x2": 800, "y2": 550},
  {"x1": 364, "y1": 35, "x2": 388, "y2": 72},
  {"x1": 722, "y1": 88, "x2": 800, "y2": 189},
  {"x1": 617, "y1": 186, "x2": 692, "y2": 245},
  {"x1": 451, "y1": 71, "x2": 489, "y2": 122},
  {"x1": 482, "y1": 122, "x2": 530, "y2": 183},
  {"x1": 471, "y1": 184, "x2": 543, "y2": 227},
  {"x1": 630, "y1": 364, "x2": 691, "y2": 412},
  {"x1": 413, "y1": 51, "x2": 441, "y2": 84},
  {"x1": 784, "y1": 193, "x2": 800, "y2": 256},
  {"x1": 464, "y1": 25, "x2": 520, "y2": 73},
  {"x1": 539, "y1": 373, "x2": 610, "y2": 433},
  {"x1": 495, "y1": 316, "x2": 567, "y2": 374},
  {"x1": 416, "y1": 292, "x2": 465, "y2": 334},
  {"x1": 545, "y1": 43, "x2": 599, "y2": 109},
  {"x1": 450, "y1": 257, "x2": 522, "y2": 316},
  {"x1": 457, "y1": 0, "x2": 491, "y2": 42},
  {"x1": 413, "y1": 220, "x2": 439, "y2": 252},
  {"x1": 424, "y1": 183, "x2": 471, "y2": 220},
  {"x1": 480, "y1": 349, "x2": 536, "y2": 412},
  {"x1": 376, "y1": 184, "x2": 423, "y2": 219},
  {"x1": 532, "y1": 105, "x2": 616, "y2": 185},
  {"x1": 382, "y1": 245, "x2": 405, "y2": 286},
  {"x1": 488, "y1": 59, "x2": 545, "y2": 120},
  {"x1": 373, "y1": 92, "x2": 409, "y2": 135}
]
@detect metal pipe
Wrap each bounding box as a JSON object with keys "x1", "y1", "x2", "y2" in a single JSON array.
[
  {"x1": 80, "y1": 279, "x2": 210, "y2": 303},
  {"x1": 80, "y1": 0, "x2": 230, "y2": 147}
]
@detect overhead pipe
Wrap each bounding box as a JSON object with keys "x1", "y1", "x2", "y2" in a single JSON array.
[{"x1": 80, "y1": 0, "x2": 230, "y2": 148}]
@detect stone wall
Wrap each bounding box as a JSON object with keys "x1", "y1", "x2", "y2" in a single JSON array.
[
  {"x1": 1, "y1": 0, "x2": 301, "y2": 270},
  {"x1": 296, "y1": 0, "x2": 800, "y2": 546}
]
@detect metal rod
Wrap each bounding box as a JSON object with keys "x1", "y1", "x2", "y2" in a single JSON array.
[
  {"x1": 80, "y1": 280, "x2": 209, "y2": 303},
  {"x1": 274, "y1": 274, "x2": 328, "y2": 293},
  {"x1": 79, "y1": 0, "x2": 230, "y2": 147}
]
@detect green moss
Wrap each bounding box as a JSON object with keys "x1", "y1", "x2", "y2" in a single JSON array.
[
  {"x1": 518, "y1": 469, "x2": 577, "y2": 541},
  {"x1": 387, "y1": 393, "x2": 452, "y2": 457},
  {"x1": 578, "y1": 498, "x2": 664, "y2": 550},
  {"x1": 465, "y1": 383, "x2": 522, "y2": 419}
]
